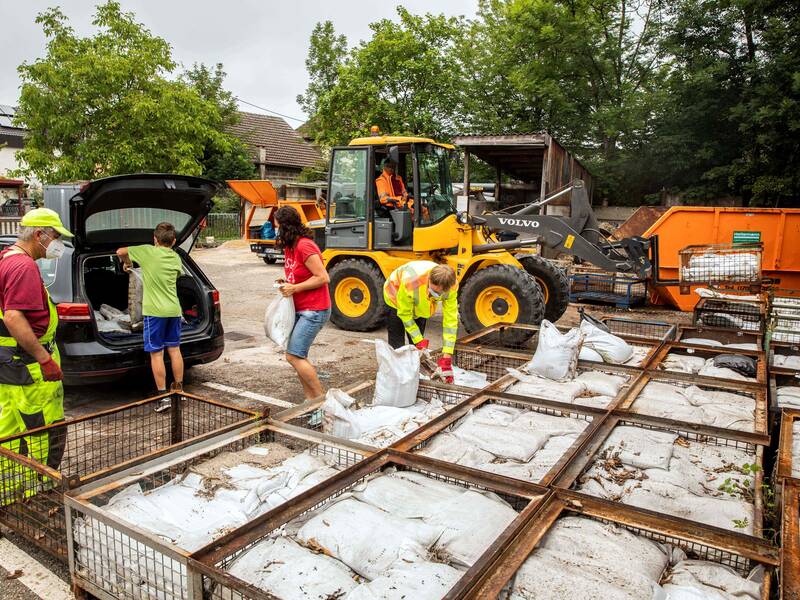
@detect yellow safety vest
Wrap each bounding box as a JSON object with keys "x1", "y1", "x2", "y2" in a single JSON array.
[{"x1": 383, "y1": 260, "x2": 458, "y2": 354}]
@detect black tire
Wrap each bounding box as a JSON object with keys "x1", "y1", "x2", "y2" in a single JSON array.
[
  {"x1": 263, "y1": 256, "x2": 278, "y2": 265},
  {"x1": 459, "y1": 264, "x2": 545, "y2": 344},
  {"x1": 516, "y1": 254, "x2": 569, "y2": 322},
  {"x1": 328, "y1": 259, "x2": 386, "y2": 331}
]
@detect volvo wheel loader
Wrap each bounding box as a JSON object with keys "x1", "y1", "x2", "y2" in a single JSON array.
[{"x1": 321, "y1": 134, "x2": 650, "y2": 342}]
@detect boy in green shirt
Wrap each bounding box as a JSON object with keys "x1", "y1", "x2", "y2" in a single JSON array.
[{"x1": 117, "y1": 222, "x2": 184, "y2": 411}]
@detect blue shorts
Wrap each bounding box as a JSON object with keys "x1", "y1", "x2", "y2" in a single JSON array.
[
  {"x1": 143, "y1": 316, "x2": 182, "y2": 353},
  {"x1": 286, "y1": 309, "x2": 330, "y2": 359}
]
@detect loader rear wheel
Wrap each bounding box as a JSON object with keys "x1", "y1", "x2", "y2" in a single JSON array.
[
  {"x1": 459, "y1": 264, "x2": 544, "y2": 344},
  {"x1": 328, "y1": 259, "x2": 386, "y2": 331},
  {"x1": 517, "y1": 254, "x2": 569, "y2": 322}
]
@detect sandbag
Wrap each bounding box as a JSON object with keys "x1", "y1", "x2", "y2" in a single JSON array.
[
  {"x1": 575, "y1": 371, "x2": 627, "y2": 397},
  {"x1": 525, "y1": 320, "x2": 583, "y2": 381},
  {"x1": 353, "y1": 470, "x2": 464, "y2": 519},
  {"x1": 662, "y1": 561, "x2": 762, "y2": 600},
  {"x1": 579, "y1": 319, "x2": 633, "y2": 364},
  {"x1": 698, "y1": 362, "x2": 752, "y2": 381},
  {"x1": 661, "y1": 353, "x2": 706, "y2": 374},
  {"x1": 712, "y1": 353, "x2": 756, "y2": 378},
  {"x1": 263, "y1": 293, "x2": 295, "y2": 350},
  {"x1": 680, "y1": 337, "x2": 723, "y2": 347},
  {"x1": 506, "y1": 368, "x2": 587, "y2": 402},
  {"x1": 296, "y1": 497, "x2": 441, "y2": 580},
  {"x1": 602, "y1": 426, "x2": 677, "y2": 470},
  {"x1": 373, "y1": 340, "x2": 420, "y2": 407},
  {"x1": 345, "y1": 562, "x2": 463, "y2": 600},
  {"x1": 127, "y1": 268, "x2": 144, "y2": 332},
  {"x1": 579, "y1": 346, "x2": 604, "y2": 362},
  {"x1": 322, "y1": 389, "x2": 416, "y2": 440}
]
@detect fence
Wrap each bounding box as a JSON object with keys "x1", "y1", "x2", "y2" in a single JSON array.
[
  {"x1": 0, "y1": 216, "x2": 20, "y2": 235},
  {"x1": 202, "y1": 213, "x2": 241, "y2": 241}
]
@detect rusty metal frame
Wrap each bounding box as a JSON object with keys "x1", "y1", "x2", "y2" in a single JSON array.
[
  {"x1": 648, "y1": 340, "x2": 768, "y2": 386},
  {"x1": 776, "y1": 409, "x2": 800, "y2": 482},
  {"x1": 67, "y1": 420, "x2": 375, "y2": 600},
  {"x1": 782, "y1": 479, "x2": 800, "y2": 600},
  {"x1": 549, "y1": 412, "x2": 767, "y2": 538},
  {"x1": 190, "y1": 448, "x2": 549, "y2": 600},
  {"x1": 615, "y1": 369, "x2": 770, "y2": 440},
  {"x1": 449, "y1": 489, "x2": 778, "y2": 600},
  {"x1": 0, "y1": 391, "x2": 264, "y2": 562},
  {"x1": 677, "y1": 324, "x2": 763, "y2": 348},
  {"x1": 390, "y1": 390, "x2": 609, "y2": 487}
]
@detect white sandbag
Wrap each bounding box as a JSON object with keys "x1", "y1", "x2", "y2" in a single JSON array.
[
  {"x1": 296, "y1": 497, "x2": 441, "y2": 580},
  {"x1": 505, "y1": 368, "x2": 586, "y2": 402},
  {"x1": 450, "y1": 415, "x2": 549, "y2": 462},
  {"x1": 579, "y1": 346, "x2": 604, "y2": 362},
  {"x1": 263, "y1": 293, "x2": 295, "y2": 350},
  {"x1": 353, "y1": 470, "x2": 463, "y2": 519},
  {"x1": 452, "y1": 366, "x2": 488, "y2": 388},
  {"x1": 680, "y1": 338, "x2": 723, "y2": 346},
  {"x1": 128, "y1": 267, "x2": 144, "y2": 331},
  {"x1": 322, "y1": 389, "x2": 418, "y2": 440},
  {"x1": 345, "y1": 562, "x2": 463, "y2": 600},
  {"x1": 579, "y1": 320, "x2": 633, "y2": 364},
  {"x1": 661, "y1": 353, "x2": 707, "y2": 374},
  {"x1": 575, "y1": 371, "x2": 627, "y2": 397},
  {"x1": 417, "y1": 432, "x2": 496, "y2": 468},
  {"x1": 624, "y1": 345, "x2": 651, "y2": 367},
  {"x1": 572, "y1": 395, "x2": 615, "y2": 409},
  {"x1": 424, "y1": 490, "x2": 518, "y2": 567},
  {"x1": 225, "y1": 536, "x2": 358, "y2": 600},
  {"x1": 774, "y1": 354, "x2": 800, "y2": 370},
  {"x1": 698, "y1": 361, "x2": 752, "y2": 381},
  {"x1": 354, "y1": 399, "x2": 447, "y2": 448},
  {"x1": 602, "y1": 426, "x2": 677, "y2": 470},
  {"x1": 724, "y1": 342, "x2": 759, "y2": 351},
  {"x1": 662, "y1": 560, "x2": 762, "y2": 600},
  {"x1": 525, "y1": 320, "x2": 583, "y2": 381},
  {"x1": 373, "y1": 340, "x2": 420, "y2": 408}
]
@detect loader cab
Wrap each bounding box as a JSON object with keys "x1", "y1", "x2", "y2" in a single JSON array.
[{"x1": 325, "y1": 136, "x2": 456, "y2": 251}]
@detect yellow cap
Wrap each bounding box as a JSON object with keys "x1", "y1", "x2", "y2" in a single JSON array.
[{"x1": 20, "y1": 208, "x2": 74, "y2": 237}]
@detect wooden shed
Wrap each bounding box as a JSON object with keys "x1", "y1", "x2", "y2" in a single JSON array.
[{"x1": 453, "y1": 133, "x2": 594, "y2": 215}]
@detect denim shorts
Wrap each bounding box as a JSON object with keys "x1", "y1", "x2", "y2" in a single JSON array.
[{"x1": 286, "y1": 309, "x2": 331, "y2": 358}]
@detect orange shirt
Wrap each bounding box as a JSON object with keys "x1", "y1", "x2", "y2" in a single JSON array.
[{"x1": 375, "y1": 172, "x2": 407, "y2": 207}]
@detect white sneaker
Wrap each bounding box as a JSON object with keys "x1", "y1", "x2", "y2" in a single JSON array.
[{"x1": 154, "y1": 398, "x2": 172, "y2": 413}]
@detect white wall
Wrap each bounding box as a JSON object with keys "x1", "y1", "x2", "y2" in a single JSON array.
[{"x1": 0, "y1": 146, "x2": 19, "y2": 177}]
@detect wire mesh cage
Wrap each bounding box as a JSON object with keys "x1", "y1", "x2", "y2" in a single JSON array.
[
  {"x1": 621, "y1": 372, "x2": 768, "y2": 437},
  {"x1": 0, "y1": 392, "x2": 261, "y2": 561},
  {"x1": 273, "y1": 379, "x2": 477, "y2": 448},
  {"x1": 394, "y1": 392, "x2": 601, "y2": 487},
  {"x1": 677, "y1": 325, "x2": 762, "y2": 348},
  {"x1": 568, "y1": 271, "x2": 647, "y2": 308},
  {"x1": 191, "y1": 450, "x2": 547, "y2": 600},
  {"x1": 776, "y1": 409, "x2": 800, "y2": 482},
  {"x1": 678, "y1": 243, "x2": 763, "y2": 292},
  {"x1": 453, "y1": 492, "x2": 775, "y2": 600},
  {"x1": 566, "y1": 416, "x2": 765, "y2": 538},
  {"x1": 768, "y1": 290, "x2": 800, "y2": 346},
  {"x1": 651, "y1": 341, "x2": 767, "y2": 385},
  {"x1": 693, "y1": 297, "x2": 766, "y2": 334},
  {"x1": 66, "y1": 422, "x2": 371, "y2": 600}
]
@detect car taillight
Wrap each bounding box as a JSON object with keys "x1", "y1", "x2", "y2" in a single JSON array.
[
  {"x1": 211, "y1": 290, "x2": 220, "y2": 305},
  {"x1": 57, "y1": 303, "x2": 92, "y2": 322}
]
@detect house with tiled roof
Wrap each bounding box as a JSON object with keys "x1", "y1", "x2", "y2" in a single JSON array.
[
  {"x1": 0, "y1": 104, "x2": 26, "y2": 179},
  {"x1": 227, "y1": 111, "x2": 321, "y2": 181}
]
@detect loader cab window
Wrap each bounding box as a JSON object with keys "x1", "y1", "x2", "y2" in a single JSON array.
[
  {"x1": 417, "y1": 145, "x2": 455, "y2": 225},
  {"x1": 373, "y1": 150, "x2": 414, "y2": 216},
  {"x1": 328, "y1": 148, "x2": 368, "y2": 222}
]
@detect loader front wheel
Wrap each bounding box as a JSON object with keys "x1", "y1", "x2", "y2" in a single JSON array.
[
  {"x1": 329, "y1": 259, "x2": 386, "y2": 331},
  {"x1": 459, "y1": 264, "x2": 544, "y2": 343},
  {"x1": 517, "y1": 254, "x2": 569, "y2": 322}
]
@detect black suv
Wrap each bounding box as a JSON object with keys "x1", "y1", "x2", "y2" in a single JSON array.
[{"x1": 0, "y1": 174, "x2": 225, "y2": 385}]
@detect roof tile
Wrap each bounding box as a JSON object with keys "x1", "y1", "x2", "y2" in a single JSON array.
[{"x1": 227, "y1": 111, "x2": 321, "y2": 169}]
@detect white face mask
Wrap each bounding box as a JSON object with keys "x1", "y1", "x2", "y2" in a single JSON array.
[{"x1": 40, "y1": 233, "x2": 65, "y2": 260}]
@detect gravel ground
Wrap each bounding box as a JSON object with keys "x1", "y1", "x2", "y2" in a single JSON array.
[{"x1": 1, "y1": 241, "x2": 691, "y2": 598}]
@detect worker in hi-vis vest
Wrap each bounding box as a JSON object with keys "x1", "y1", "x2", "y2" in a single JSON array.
[
  {"x1": 0, "y1": 209, "x2": 71, "y2": 502},
  {"x1": 375, "y1": 159, "x2": 413, "y2": 211},
  {"x1": 383, "y1": 261, "x2": 457, "y2": 383}
]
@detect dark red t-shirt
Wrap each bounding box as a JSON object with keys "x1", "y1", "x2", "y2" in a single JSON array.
[
  {"x1": 284, "y1": 237, "x2": 331, "y2": 312},
  {"x1": 0, "y1": 247, "x2": 51, "y2": 338}
]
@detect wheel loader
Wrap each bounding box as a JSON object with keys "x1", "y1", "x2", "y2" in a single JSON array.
[{"x1": 320, "y1": 134, "x2": 651, "y2": 342}]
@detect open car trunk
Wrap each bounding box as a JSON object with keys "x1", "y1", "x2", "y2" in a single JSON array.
[{"x1": 82, "y1": 253, "x2": 208, "y2": 345}]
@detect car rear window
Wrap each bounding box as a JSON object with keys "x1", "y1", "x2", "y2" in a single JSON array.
[{"x1": 85, "y1": 208, "x2": 192, "y2": 234}]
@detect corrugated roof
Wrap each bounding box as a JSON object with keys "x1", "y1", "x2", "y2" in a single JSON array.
[{"x1": 227, "y1": 111, "x2": 321, "y2": 169}]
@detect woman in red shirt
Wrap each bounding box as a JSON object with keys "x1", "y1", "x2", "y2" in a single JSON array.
[{"x1": 274, "y1": 207, "x2": 331, "y2": 398}]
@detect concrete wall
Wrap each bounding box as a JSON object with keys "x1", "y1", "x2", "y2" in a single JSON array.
[{"x1": 0, "y1": 146, "x2": 19, "y2": 177}]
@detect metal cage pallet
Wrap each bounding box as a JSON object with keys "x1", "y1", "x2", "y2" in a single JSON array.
[
  {"x1": 448, "y1": 490, "x2": 778, "y2": 600},
  {"x1": 552, "y1": 413, "x2": 767, "y2": 538},
  {"x1": 693, "y1": 297, "x2": 767, "y2": 334},
  {"x1": 648, "y1": 340, "x2": 768, "y2": 386},
  {"x1": 66, "y1": 421, "x2": 374, "y2": 600},
  {"x1": 190, "y1": 449, "x2": 549, "y2": 600},
  {"x1": 677, "y1": 324, "x2": 763, "y2": 349},
  {"x1": 456, "y1": 317, "x2": 676, "y2": 355},
  {"x1": 678, "y1": 242, "x2": 764, "y2": 293},
  {"x1": 768, "y1": 290, "x2": 800, "y2": 347},
  {"x1": 781, "y1": 479, "x2": 800, "y2": 600},
  {"x1": 617, "y1": 370, "x2": 770, "y2": 440},
  {"x1": 273, "y1": 378, "x2": 478, "y2": 446},
  {"x1": 0, "y1": 392, "x2": 262, "y2": 561},
  {"x1": 776, "y1": 409, "x2": 800, "y2": 483},
  {"x1": 390, "y1": 390, "x2": 607, "y2": 488},
  {"x1": 568, "y1": 271, "x2": 647, "y2": 308}
]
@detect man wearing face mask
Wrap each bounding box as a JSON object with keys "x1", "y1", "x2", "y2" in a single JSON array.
[
  {"x1": 0, "y1": 208, "x2": 72, "y2": 475},
  {"x1": 383, "y1": 261, "x2": 458, "y2": 384}
]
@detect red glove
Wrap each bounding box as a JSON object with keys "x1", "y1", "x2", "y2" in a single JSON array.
[
  {"x1": 437, "y1": 355, "x2": 454, "y2": 384},
  {"x1": 415, "y1": 339, "x2": 430, "y2": 351},
  {"x1": 39, "y1": 356, "x2": 63, "y2": 381}
]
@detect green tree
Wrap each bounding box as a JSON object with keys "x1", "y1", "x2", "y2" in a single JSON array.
[
  {"x1": 14, "y1": 1, "x2": 227, "y2": 183},
  {"x1": 296, "y1": 21, "x2": 348, "y2": 118},
  {"x1": 183, "y1": 62, "x2": 256, "y2": 181}
]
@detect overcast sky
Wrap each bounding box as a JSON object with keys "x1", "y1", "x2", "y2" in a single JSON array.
[{"x1": 0, "y1": 0, "x2": 477, "y2": 123}]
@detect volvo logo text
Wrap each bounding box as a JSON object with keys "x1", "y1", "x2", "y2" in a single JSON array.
[{"x1": 497, "y1": 217, "x2": 540, "y2": 228}]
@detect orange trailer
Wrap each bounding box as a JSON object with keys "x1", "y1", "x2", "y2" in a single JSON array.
[
  {"x1": 646, "y1": 207, "x2": 800, "y2": 311},
  {"x1": 227, "y1": 180, "x2": 325, "y2": 264}
]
